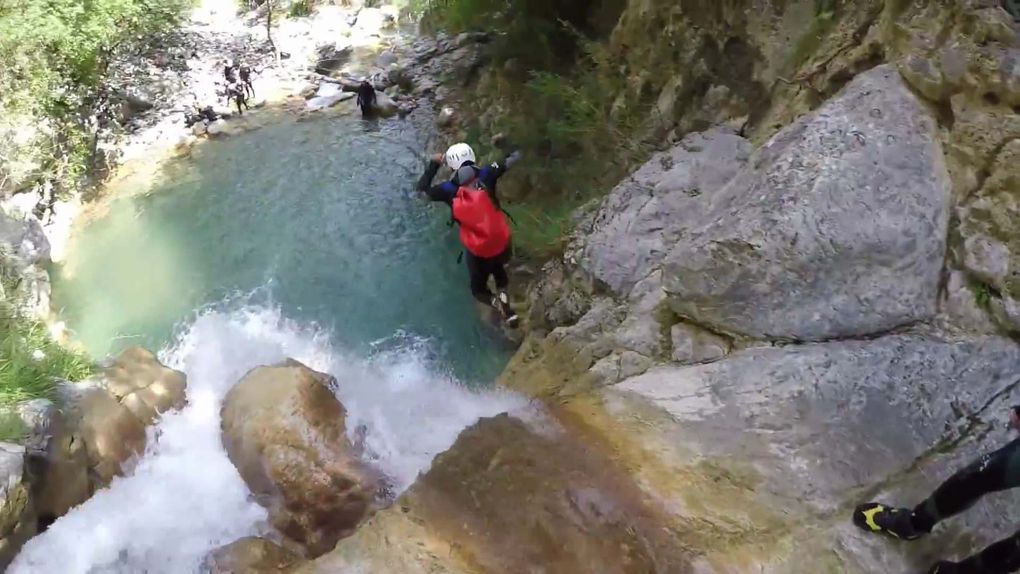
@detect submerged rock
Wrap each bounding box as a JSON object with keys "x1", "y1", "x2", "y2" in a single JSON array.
[
  {"x1": 220, "y1": 361, "x2": 377, "y2": 558},
  {"x1": 202, "y1": 537, "x2": 301, "y2": 574}
]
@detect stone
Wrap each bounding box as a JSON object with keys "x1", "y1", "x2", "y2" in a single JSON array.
[
  {"x1": 579, "y1": 128, "x2": 751, "y2": 296},
  {"x1": 0, "y1": 443, "x2": 34, "y2": 571},
  {"x1": 0, "y1": 211, "x2": 50, "y2": 270},
  {"x1": 301, "y1": 414, "x2": 690, "y2": 573},
  {"x1": 62, "y1": 384, "x2": 146, "y2": 489},
  {"x1": 202, "y1": 537, "x2": 302, "y2": 574},
  {"x1": 18, "y1": 399, "x2": 89, "y2": 521},
  {"x1": 314, "y1": 42, "x2": 352, "y2": 75},
  {"x1": 221, "y1": 361, "x2": 378, "y2": 557},
  {"x1": 436, "y1": 106, "x2": 456, "y2": 129},
  {"x1": 959, "y1": 138, "x2": 1020, "y2": 331},
  {"x1": 101, "y1": 346, "x2": 187, "y2": 427},
  {"x1": 57, "y1": 347, "x2": 183, "y2": 490},
  {"x1": 373, "y1": 92, "x2": 398, "y2": 117},
  {"x1": 670, "y1": 322, "x2": 730, "y2": 364},
  {"x1": 898, "y1": 54, "x2": 947, "y2": 102},
  {"x1": 377, "y1": 50, "x2": 397, "y2": 68},
  {"x1": 658, "y1": 66, "x2": 950, "y2": 341},
  {"x1": 9, "y1": 265, "x2": 50, "y2": 320},
  {"x1": 940, "y1": 270, "x2": 999, "y2": 334},
  {"x1": 191, "y1": 122, "x2": 208, "y2": 136},
  {"x1": 206, "y1": 120, "x2": 228, "y2": 137}
]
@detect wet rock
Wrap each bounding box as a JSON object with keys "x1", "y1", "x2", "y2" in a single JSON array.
[
  {"x1": 206, "y1": 120, "x2": 228, "y2": 137},
  {"x1": 61, "y1": 347, "x2": 186, "y2": 489},
  {"x1": 373, "y1": 92, "x2": 399, "y2": 117},
  {"x1": 202, "y1": 537, "x2": 302, "y2": 574},
  {"x1": 377, "y1": 50, "x2": 397, "y2": 68},
  {"x1": 221, "y1": 361, "x2": 378, "y2": 558},
  {"x1": 660, "y1": 66, "x2": 950, "y2": 341},
  {"x1": 101, "y1": 346, "x2": 187, "y2": 427},
  {"x1": 0, "y1": 443, "x2": 34, "y2": 570},
  {"x1": 303, "y1": 414, "x2": 690, "y2": 573},
  {"x1": 19, "y1": 399, "x2": 89, "y2": 521}
]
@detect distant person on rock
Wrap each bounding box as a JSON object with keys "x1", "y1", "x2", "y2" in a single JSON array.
[
  {"x1": 223, "y1": 59, "x2": 238, "y2": 84},
  {"x1": 416, "y1": 139, "x2": 521, "y2": 327},
  {"x1": 239, "y1": 64, "x2": 256, "y2": 99},
  {"x1": 356, "y1": 81, "x2": 377, "y2": 118},
  {"x1": 226, "y1": 83, "x2": 249, "y2": 115},
  {"x1": 854, "y1": 406, "x2": 1020, "y2": 573}
]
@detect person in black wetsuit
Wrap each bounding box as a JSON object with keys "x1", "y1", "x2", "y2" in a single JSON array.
[
  {"x1": 854, "y1": 406, "x2": 1020, "y2": 573},
  {"x1": 356, "y1": 81, "x2": 377, "y2": 118},
  {"x1": 416, "y1": 140, "x2": 521, "y2": 327},
  {"x1": 225, "y1": 83, "x2": 249, "y2": 115},
  {"x1": 239, "y1": 64, "x2": 255, "y2": 99},
  {"x1": 223, "y1": 60, "x2": 238, "y2": 84}
]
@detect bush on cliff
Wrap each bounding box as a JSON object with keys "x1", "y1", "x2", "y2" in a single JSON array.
[{"x1": 0, "y1": 0, "x2": 194, "y2": 198}]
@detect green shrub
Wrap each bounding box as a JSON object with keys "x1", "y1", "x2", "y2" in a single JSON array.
[{"x1": 0, "y1": 0, "x2": 195, "y2": 196}]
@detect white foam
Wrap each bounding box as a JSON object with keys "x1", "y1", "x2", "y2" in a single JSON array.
[{"x1": 11, "y1": 304, "x2": 526, "y2": 573}]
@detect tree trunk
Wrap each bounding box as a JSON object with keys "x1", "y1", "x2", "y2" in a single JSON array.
[{"x1": 266, "y1": 0, "x2": 281, "y2": 67}]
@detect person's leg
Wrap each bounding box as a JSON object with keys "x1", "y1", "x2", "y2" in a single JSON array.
[
  {"x1": 855, "y1": 438, "x2": 1020, "y2": 539},
  {"x1": 487, "y1": 249, "x2": 517, "y2": 325},
  {"x1": 912, "y1": 437, "x2": 1020, "y2": 531},
  {"x1": 465, "y1": 252, "x2": 493, "y2": 304},
  {"x1": 930, "y1": 529, "x2": 1020, "y2": 573}
]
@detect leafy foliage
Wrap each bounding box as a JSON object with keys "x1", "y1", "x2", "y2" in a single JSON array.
[{"x1": 0, "y1": 0, "x2": 194, "y2": 195}]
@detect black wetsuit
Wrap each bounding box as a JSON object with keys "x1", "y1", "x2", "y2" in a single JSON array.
[
  {"x1": 416, "y1": 151, "x2": 520, "y2": 304},
  {"x1": 911, "y1": 437, "x2": 1020, "y2": 572},
  {"x1": 224, "y1": 64, "x2": 238, "y2": 84},
  {"x1": 226, "y1": 84, "x2": 248, "y2": 115},
  {"x1": 239, "y1": 66, "x2": 254, "y2": 98},
  {"x1": 356, "y1": 82, "x2": 377, "y2": 118}
]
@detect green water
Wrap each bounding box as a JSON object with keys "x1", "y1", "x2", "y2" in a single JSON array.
[{"x1": 52, "y1": 114, "x2": 514, "y2": 381}]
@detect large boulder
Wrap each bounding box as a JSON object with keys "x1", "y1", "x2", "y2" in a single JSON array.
[
  {"x1": 202, "y1": 537, "x2": 301, "y2": 574},
  {"x1": 580, "y1": 66, "x2": 951, "y2": 342},
  {"x1": 300, "y1": 414, "x2": 690, "y2": 574},
  {"x1": 61, "y1": 346, "x2": 186, "y2": 489},
  {"x1": 220, "y1": 361, "x2": 377, "y2": 558},
  {"x1": 662, "y1": 65, "x2": 950, "y2": 340},
  {"x1": 18, "y1": 399, "x2": 88, "y2": 522},
  {"x1": 579, "y1": 127, "x2": 752, "y2": 295}
]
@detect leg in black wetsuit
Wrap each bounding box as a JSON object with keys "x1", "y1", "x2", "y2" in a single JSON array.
[
  {"x1": 856, "y1": 438, "x2": 1020, "y2": 573},
  {"x1": 464, "y1": 249, "x2": 517, "y2": 325}
]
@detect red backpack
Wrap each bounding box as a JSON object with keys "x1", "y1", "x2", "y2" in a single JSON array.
[{"x1": 452, "y1": 182, "x2": 511, "y2": 258}]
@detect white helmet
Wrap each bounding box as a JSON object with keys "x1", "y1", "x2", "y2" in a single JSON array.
[{"x1": 444, "y1": 143, "x2": 476, "y2": 170}]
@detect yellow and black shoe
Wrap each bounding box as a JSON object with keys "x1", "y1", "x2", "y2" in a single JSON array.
[{"x1": 852, "y1": 502, "x2": 925, "y2": 540}]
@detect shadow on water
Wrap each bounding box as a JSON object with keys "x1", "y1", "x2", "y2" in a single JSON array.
[{"x1": 53, "y1": 112, "x2": 515, "y2": 383}]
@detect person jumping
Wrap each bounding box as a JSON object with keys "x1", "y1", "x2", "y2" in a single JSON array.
[
  {"x1": 416, "y1": 141, "x2": 521, "y2": 327},
  {"x1": 854, "y1": 406, "x2": 1020, "y2": 573}
]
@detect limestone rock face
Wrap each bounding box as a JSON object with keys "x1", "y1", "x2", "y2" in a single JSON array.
[
  {"x1": 221, "y1": 361, "x2": 377, "y2": 557},
  {"x1": 659, "y1": 66, "x2": 950, "y2": 341}
]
